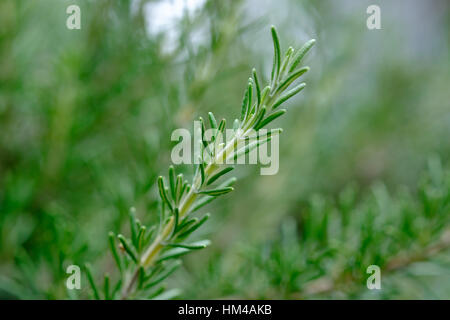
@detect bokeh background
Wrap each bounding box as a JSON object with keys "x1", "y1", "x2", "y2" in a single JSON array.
[{"x1": 0, "y1": 0, "x2": 449, "y2": 299}]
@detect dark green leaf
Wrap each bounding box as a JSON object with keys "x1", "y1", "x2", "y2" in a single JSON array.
[
  {"x1": 145, "y1": 260, "x2": 182, "y2": 289},
  {"x1": 252, "y1": 106, "x2": 267, "y2": 129},
  {"x1": 271, "y1": 26, "x2": 281, "y2": 82},
  {"x1": 108, "y1": 232, "x2": 122, "y2": 272},
  {"x1": 103, "y1": 273, "x2": 110, "y2": 300},
  {"x1": 252, "y1": 68, "x2": 261, "y2": 105},
  {"x1": 289, "y1": 39, "x2": 316, "y2": 73},
  {"x1": 198, "y1": 187, "x2": 234, "y2": 196},
  {"x1": 255, "y1": 109, "x2": 286, "y2": 130},
  {"x1": 129, "y1": 207, "x2": 137, "y2": 247},
  {"x1": 207, "y1": 167, "x2": 234, "y2": 185},
  {"x1": 118, "y1": 234, "x2": 138, "y2": 263},
  {"x1": 158, "y1": 176, "x2": 173, "y2": 211},
  {"x1": 275, "y1": 67, "x2": 309, "y2": 94},
  {"x1": 218, "y1": 119, "x2": 226, "y2": 133},
  {"x1": 177, "y1": 214, "x2": 210, "y2": 239},
  {"x1": 168, "y1": 166, "x2": 176, "y2": 199},
  {"x1": 272, "y1": 83, "x2": 306, "y2": 110},
  {"x1": 85, "y1": 264, "x2": 100, "y2": 300},
  {"x1": 208, "y1": 112, "x2": 217, "y2": 129}
]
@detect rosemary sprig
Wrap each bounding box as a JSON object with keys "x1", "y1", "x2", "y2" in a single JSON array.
[{"x1": 86, "y1": 26, "x2": 315, "y2": 300}]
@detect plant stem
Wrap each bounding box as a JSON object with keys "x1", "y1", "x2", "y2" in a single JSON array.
[{"x1": 121, "y1": 132, "x2": 243, "y2": 299}]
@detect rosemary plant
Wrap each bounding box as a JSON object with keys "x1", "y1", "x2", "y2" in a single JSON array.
[{"x1": 85, "y1": 26, "x2": 315, "y2": 300}]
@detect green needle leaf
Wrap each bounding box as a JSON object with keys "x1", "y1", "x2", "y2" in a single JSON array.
[
  {"x1": 177, "y1": 214, "x2": 210, "y2": 239},
  {"x1": 137, "y1": 226, "x2": 147, "y2": 252},
  {"x1": 279, "y1": 46, "x2": 294, "y2": 78},
  {"x1": 218, "y1": 119, "x2": 226, "y2": 133},
  {"x1": 145, "y1": 260, "x2": 182, "y2": 289},
  {"x1": 244, "y1": 128, "x2": 283, "y2": 142},
  {"x1": 108, "y1": 232, "x2": 122, "y2": 272},
  {"x1": 207, "y1": 167, "x2": 234, "y2": 185},
  {"x1": 252, "y1": 68, "x2": 261, "y2": 105},
  {"x1": 252, "y1": 106, "x2": 267, "y2": 129},
  {"x1": 129, "y1": 207, "x2": 137, "y2": 247},
  {"x1": 175, "y1": 174, "x2": 183, "y2": 203},
  {"x1": 171, "y1": 207, "x2": 180, "y2": 237},
  {"x1": 104, "y1": 274, "x2": 110, "y2": 300},
  {"x1": 271, "y1": 26, "x2": 281, "y2": 82},
  {"x1": 208, "y1": 112, "x2": 217, "y2": 129},
  {"x1": 260, "y1": 86, "x2": 271, "y2": 106},
  {"x1": 289, "y1": 38, "x2": 316, "y2": 73},
  {"x1": 168, "y1": 165, "x2": 176, "y2": 199},
  {"x1": 255, "y1": 109, "x2": 287, "y2": 130},
  {"x1": 233, "y1": 137, "x2": 271, "y2": 160},
  {"x1": 138, "y1": 266, "x2": 145, "y2": 290},
  {"x1": 118, "y1": 234, "x2": 138, "y2": 263},
  {"x1": 275, "y1": 67, "x2": 309, "y2": 94},
  {"x1": 244, "y1": 80, "x2": 253, "y2": 121},
  {"x1": 240, "y1": 86, "x2": 249, "y2": 121},
  {"x1": 199, "y1": 160, "x2": 205, "y2": 185},
  {"x1": 272, "y1": 83, "x2": 306, "y2": 110},
  {"x1": 167, "y1": 240, "x2": 211, "y2": 250},
  {"x1": 197, "y1": 187, "x2": 234, "y2": 196},
  {"x1": 157, "y1": 247, "x2": 191, "y2": 262},
  {"x1": 158, "y1": 176, "x2": 173, "y2": 211},
  {"x1": 85, "y1": 264, "x2": 100, "y2": 300}
]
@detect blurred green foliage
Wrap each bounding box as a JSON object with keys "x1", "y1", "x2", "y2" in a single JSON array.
[{"x1": 0, "y1": 0, "x2": 449, "y2": 299}]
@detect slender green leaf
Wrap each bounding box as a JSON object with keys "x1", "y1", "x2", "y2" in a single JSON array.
[
  {"x1": 137, "y1": 225, "x2": 147, "y2": 252},
  {"x1": 175, "y1": 174, "x2": 183, "y2": 203},
  {"x1": 289, "y1": 38, "x2": 316, "y2": 73},
  {"x1": 176, "y1": 217, "x2": 197, "y2": 234},
  {"x1": 177, "y1": 214, "x2": 210, "y2": 239},
  {"x1": 252, "y1": 68, "x2": 261, "y2": 105},
  {"x1": 168, "y1": 166, "x2": 176, "y2": 199},
  {"x1": 157, "y1": 176, "x2": 173, "y2": 211},
  {"x1": 271, "y1": 26, "x2": 281, "y2": 82},
  {"x1": 275, "y1": 67, "x2": 309, "y2": 94},
  {"x1": 243, "y1": 128, "x2": 283, "y2": 141},
  {"x1": 191, "y1": 195, "x2": 215, "y2": 213},
  {"x1": 255, "y1": 109, "x2": 286, "y2": 130},
  {"x1": 118, "y1": 234, "x2": 138, "y2": 263},
  {"x1": 167, "y1": 240, "x2": 211, "y2": 250},
  {"x1": 157, "y1": 247, "x2": 191, "y2": 262},
  {"x1": 207, "y1": 167, "x2": 234, "y2": 185},
  {"x1": 138, "y1": 266, "x2": 145, "y2": 290},
  {"x1": 199, "y1": 160, "x2": 205, "y2": 185},
  {"x1": 244, "y1": 80, "x2": 253, "y2": 121},
  {"x1": 279, "y1": 46, "x2": 294, "y2": 78},
  {"x1": 252, "y1": 106, "x2": 267, "y2": 129},
  {"x1": 218, "y1": 119, "x2": 226, "y2": 133},
  {"x1": 129, "y1": 207, "x2": 137, "y2": 248},
  {"x1": 108, "y1": 232, "x2": 122, "y2": 272},
  {"x1": 104, "y1": 273, "x2": 110, "y2": 300},
  {"x1": 233, "y1": 138, "x2": 271, "y2": 160},
  {"x1": 260, "y1": 86, "x2": 271, "y2": 106},
  {"x1": 171, "y1": 208, "x2": 180, "y2": 238},
  {"x1": 272, "y1": 83, "x2": 306, "y2": 110},
  {"x1": 208, "y1": 112, "x2": 217, "y2": 129},
  {"x1": 240, "y1": 86, "x2": 249, "y2": 121},
  {"x1": 85, "y1": 264, "x2": 100, "y2": 300},
  {"x1": 198, "y1": 187, "x2": 234, "y2": 196},
  {"x1": 145, "y1": 260, "x2": 182, "y2": 289},
  {"x1": 112, "y1": 279, "x2": 122, "y2": 299}
]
